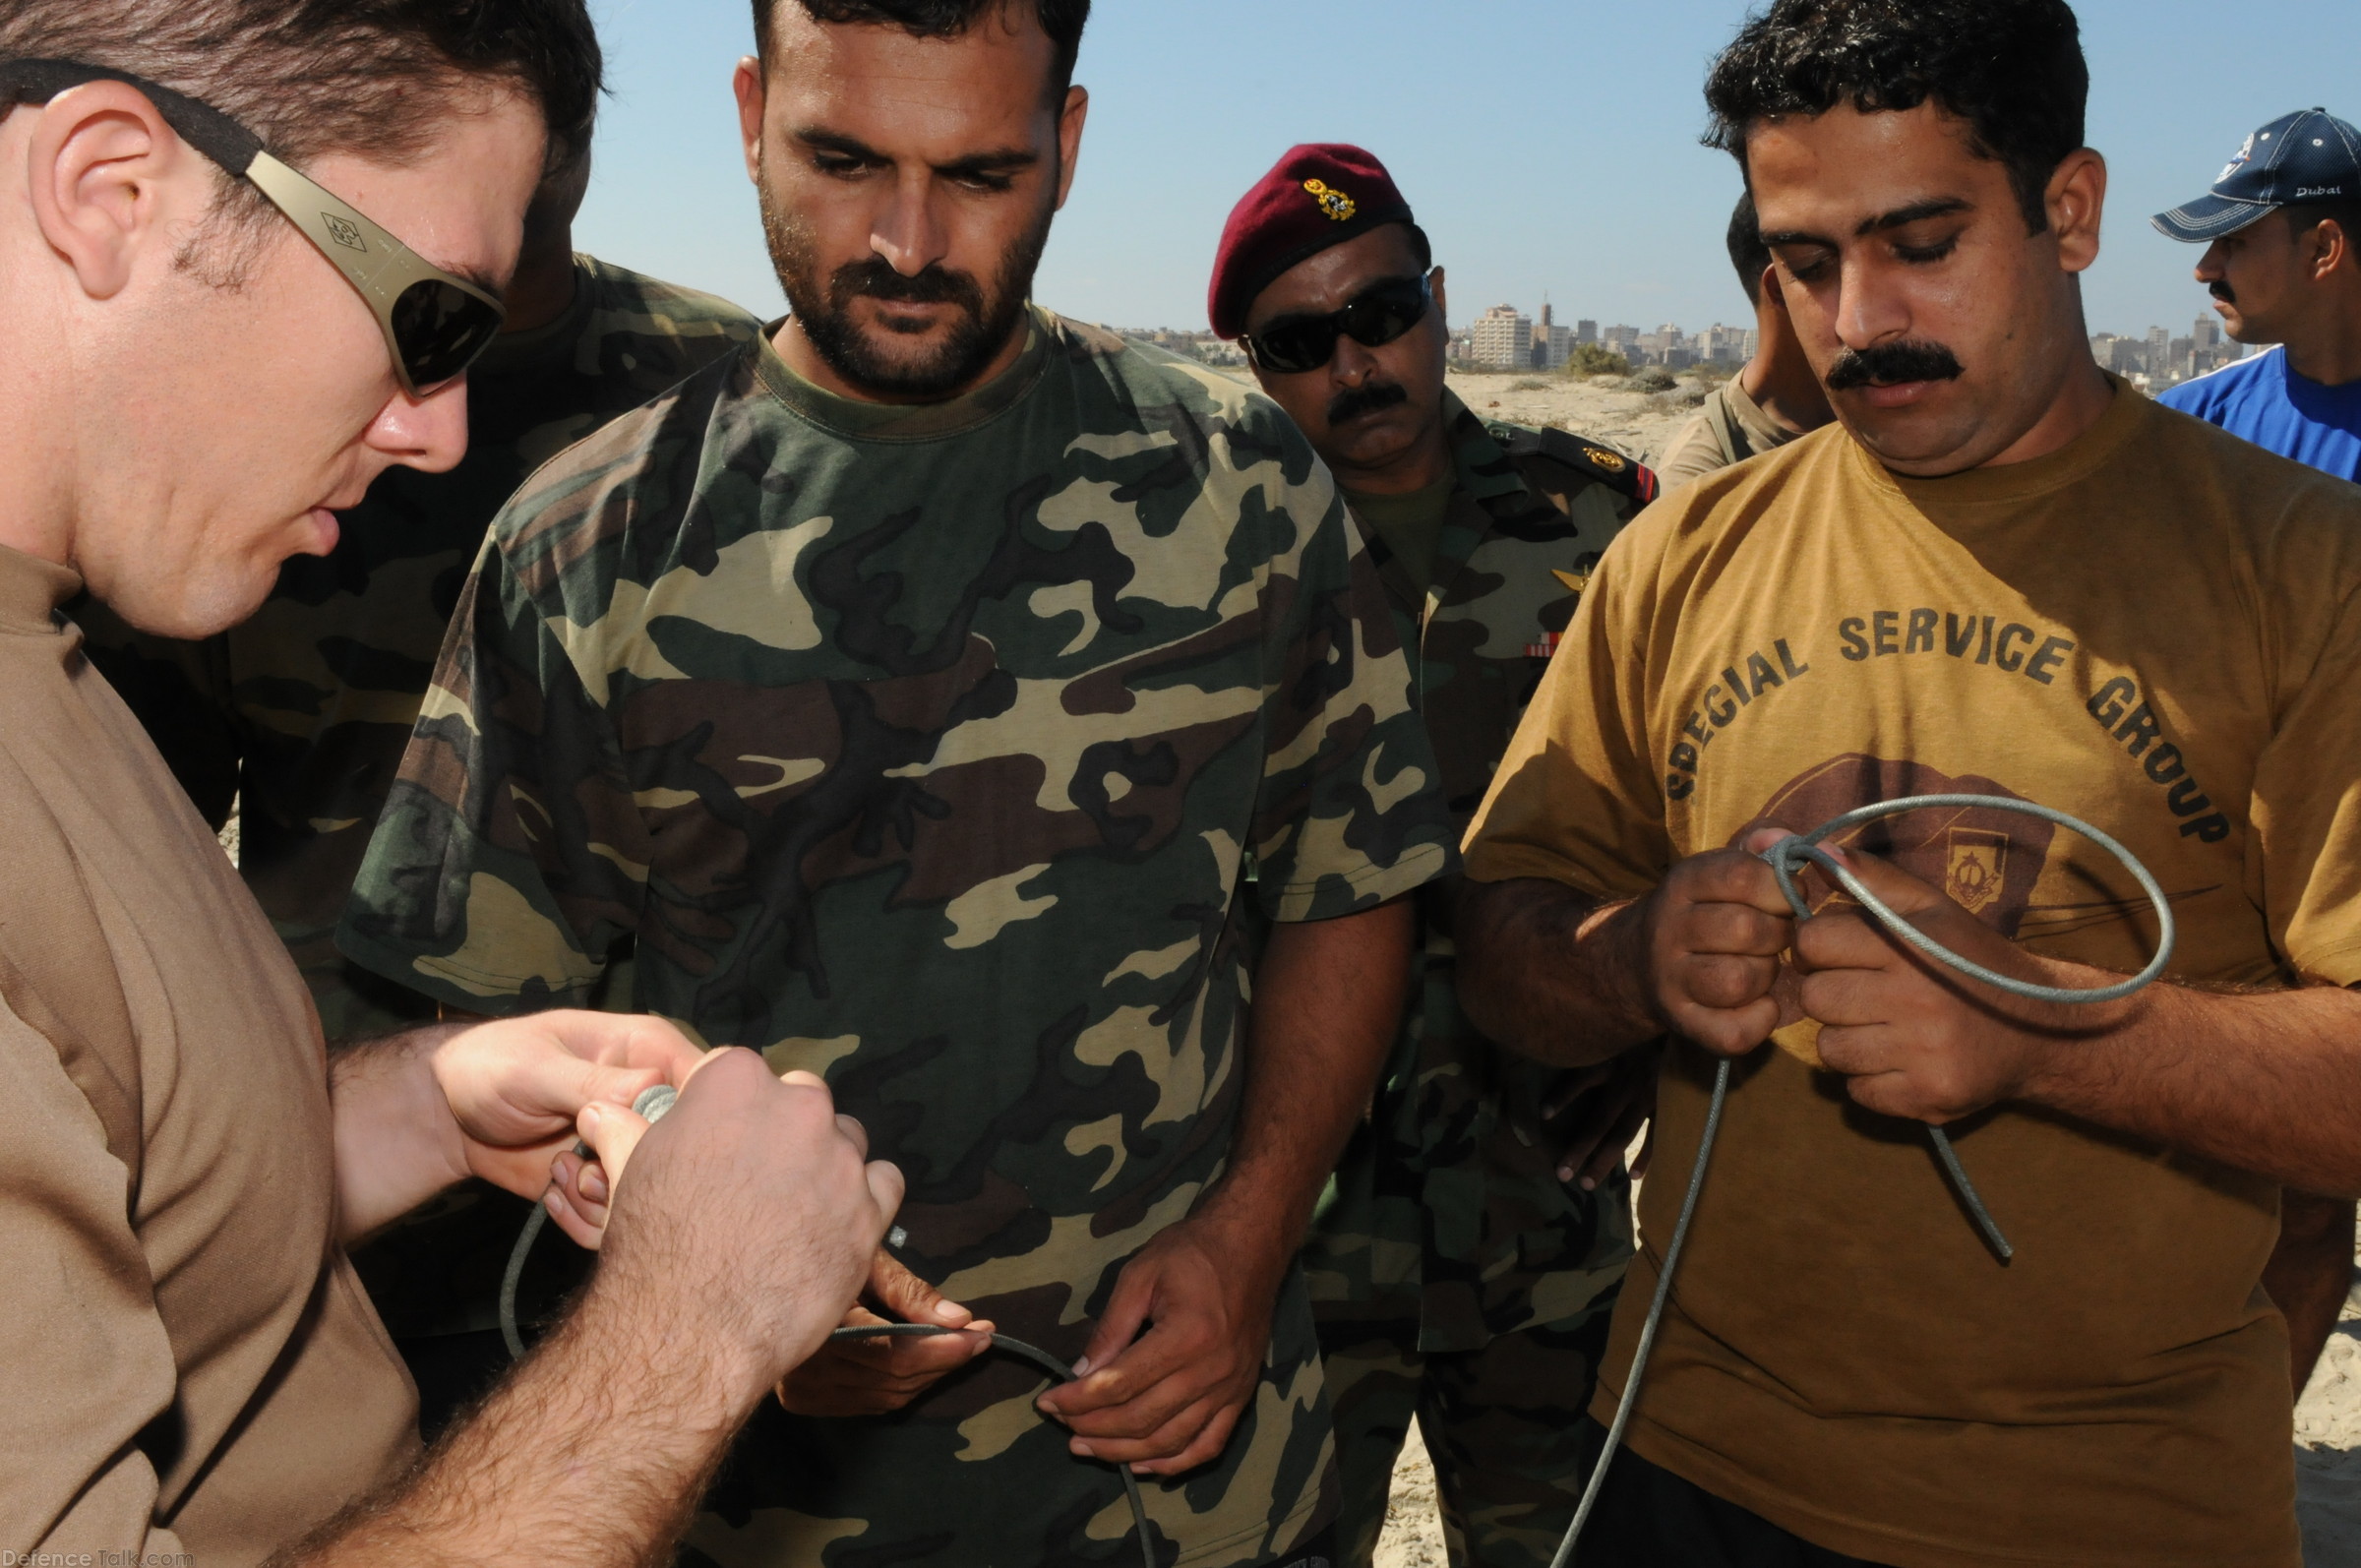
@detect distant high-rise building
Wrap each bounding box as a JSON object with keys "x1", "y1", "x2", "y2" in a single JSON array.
[
  {"x1": 1576, "y1": 319, "x2": 1598, "y2": 345},
  {"x1": 1701, "y1": 324, "x2": 1750, "y2": 364},
  {"x1": 1472, "y1": 304, "x2": 1534, "y2": 370},
  {"x1": 2193, "y1": 316, "x2": 2221, "y2": 349},
  {"x1": 2146, "y1": 327, "x2": 2171, "y2": 380}
]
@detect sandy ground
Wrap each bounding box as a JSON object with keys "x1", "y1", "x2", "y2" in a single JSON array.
[
  {"x1": 1443, "y1": 365, "x2": 1712, "y2": 472},
  {"x1": 1374, "y1": 1207, "x2": 2361, "y2": 1567}
]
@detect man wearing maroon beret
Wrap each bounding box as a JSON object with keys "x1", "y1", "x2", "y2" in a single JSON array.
[{"x1": 1210, "y1": 145, "x2": 1661, "y2": 1568}]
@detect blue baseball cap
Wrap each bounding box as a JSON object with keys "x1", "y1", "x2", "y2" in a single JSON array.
[{"x1": 2153, "y1": 108, "x2": 2361, "y2": 242}]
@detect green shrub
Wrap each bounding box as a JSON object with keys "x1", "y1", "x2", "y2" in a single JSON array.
[{"x1": 1564, "y1": 342, "x2": 1632, "y2": 377}]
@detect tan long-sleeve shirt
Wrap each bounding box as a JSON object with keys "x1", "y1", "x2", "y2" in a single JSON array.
[{"x1": 0, "y1": 544, "x2": 414, "y2": 1565}]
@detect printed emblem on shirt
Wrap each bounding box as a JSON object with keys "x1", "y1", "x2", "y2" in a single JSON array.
[{"x1": 1946, "y1": 828, "x2": 2009, "y2": 917}]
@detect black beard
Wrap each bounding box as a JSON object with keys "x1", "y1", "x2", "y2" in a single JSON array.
[
  {"x1": 1327, "y1": 380, "x2": 1409, "y2": 425},
  {"x1": 759, "y1": 170, "x2": 1056, "y2": 400},
  {"x1": 1825, "y1": 338, "x2": 1967, "y2": 392}
]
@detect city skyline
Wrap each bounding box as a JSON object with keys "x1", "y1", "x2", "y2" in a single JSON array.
[{"x1": 575, "y1": 0, "x2": 2360, "y2": 343}]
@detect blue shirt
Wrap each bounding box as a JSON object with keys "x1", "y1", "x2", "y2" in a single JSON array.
[{"x1": 2160, "y1": 346, "x2": 2361, "y2": 481}]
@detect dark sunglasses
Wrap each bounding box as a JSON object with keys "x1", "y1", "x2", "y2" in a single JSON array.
[
  {"x1": 0, "y1": 59, "x2": 507, "y2": 396},
  {"x1": 1242, "y1": 273, "x2": 1433, "y2": 375}
]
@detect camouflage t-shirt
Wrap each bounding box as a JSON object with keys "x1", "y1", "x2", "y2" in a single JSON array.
[
  {"x1": 71, "y1": 254, "x2": 760, "y2": 1042},
  {"x1": 338, "y1": 310, "x2": 1454, "y2": 1568},
  {"x1": 1306, "y1": 393, "x2": 1658, "y2": 1352}
]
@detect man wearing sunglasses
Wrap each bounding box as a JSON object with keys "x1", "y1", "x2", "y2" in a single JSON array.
[
  {"x1": 1210, "y1": 145, "x2": 1660, "y2": 1568},
  {"x1": 61, "y1": 32, "x2": 764, "y2": 1437},
  {"x1": 0, "y1": 6, "x2": 897, "y2": 1566}
]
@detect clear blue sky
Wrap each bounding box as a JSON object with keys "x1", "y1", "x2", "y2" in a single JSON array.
[{"x1": 575, "y1": 0, "x2": 2361, "y2": 341}]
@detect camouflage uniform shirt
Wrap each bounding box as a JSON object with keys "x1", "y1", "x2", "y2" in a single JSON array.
[
  {"x1": 1307, "y1": 392, "x2": 1656, "y2": 1352},
  {"x1": 338, "y1": 311, "x2": 1455, "y2": 1568},
  {"x1": 71, "y1": 254, "x2": 760, "y2": 1042}
]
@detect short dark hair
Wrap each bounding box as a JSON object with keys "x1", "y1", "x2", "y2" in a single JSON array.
[
  {"x1": 756, "y1": 0, "x2": 1091, "y2": 105},
  {"x1": 2286, "y1": 197, "x2": 2361, "y2": 265},
  {"x1": 1703, "y1": 0, "x2": 2089, "y2": 234},
  {"x1": 1, "y1": 0, "x2": 604, "y2": 176},
  {"x1": 1726, "y1": 191, "x2": 1771, "y2": 305}
]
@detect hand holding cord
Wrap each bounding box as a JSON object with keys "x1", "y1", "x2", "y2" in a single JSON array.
[
  {"x1": 501, "y1": 1084, "x2": 1160, "y2": 1568},
  {"x1": 1549, "y1": 794, "x2": 2177, "y2": 1568}
]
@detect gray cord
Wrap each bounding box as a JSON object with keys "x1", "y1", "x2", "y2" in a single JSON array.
[
  {"x1": 1549, "y1": 795, "x2": 2176, "y2": 1567},
  {"x1": 1549, "y1": 1056, "x2": 1730, "y2": 1568},
  {"x1": 499, "y1": 1083, "x2": 1160, "y2": 1567},
  {"x1": 501, "y1": 1083, "x2": 676, "y2": 1360}
]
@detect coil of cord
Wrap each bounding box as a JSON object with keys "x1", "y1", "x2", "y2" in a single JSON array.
[{"x1": 1547, "y1": 795, "x2": 2177, "y2": 1568}]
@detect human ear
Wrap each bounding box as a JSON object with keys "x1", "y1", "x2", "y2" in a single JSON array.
[
  {"x1": 25, "y1": 81, "x2": 203, "y2": 303},
  {"x1": 733, "y1": 57, "x2": 767, "y2": 188},
  {"x1": 1054, "y1": 86, "x2": 1089, "y2": 211},
  {"x1": 1429, "y1": 266, "x2": 1448, "y2": 323},
  {"x1": 2307, "y1": 218, "x2": 2349, "y2": 284},
  {"x1": 2044, "y1": 149, "x2": 2108, "y2": 275}
]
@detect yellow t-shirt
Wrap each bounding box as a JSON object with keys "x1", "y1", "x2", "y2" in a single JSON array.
[{"x1": 1463, "y1": 386, "x2": 2361, "y2": 1568}]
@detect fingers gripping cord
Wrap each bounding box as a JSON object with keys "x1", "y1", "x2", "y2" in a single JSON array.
[
  {"x1": 1548, "y1": 796, "x2": 2176, "y2": 1568},
  {"x1": 499, "y1": 1085, "x2": 1160, "y2": 1568}
]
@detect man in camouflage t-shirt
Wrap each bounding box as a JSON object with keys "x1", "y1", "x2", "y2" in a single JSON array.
[
  {"x1": 69, "y1": 144, "x2": 761, "y2": 1421},
  {"x1": 1209, "y1": 147, "x2": 1659, "y2": 1568},
  {"x1": 339, "y1": 6, "x2": 1453, "y2": 1567}
]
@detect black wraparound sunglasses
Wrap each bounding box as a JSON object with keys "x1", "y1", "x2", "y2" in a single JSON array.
[
  {"x1": 0, "y1": 59, "x2": 507, "y2": 396},
  {"x1": 1242, "y1": 273, "x2": 1433, "y2": 375}
]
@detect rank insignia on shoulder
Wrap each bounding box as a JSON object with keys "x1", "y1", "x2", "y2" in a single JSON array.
[
  {"x1": 1499, "y1": 427, "x2": 1661, "y2": 506},
  {"x1": 1551, "y1": 568, "x2": 1592, "y2": 596},
  {"x1": 1302, "y1": 179, "x2": 1357, "y2": 222}
]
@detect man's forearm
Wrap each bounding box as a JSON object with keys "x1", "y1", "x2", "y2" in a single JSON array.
[
  {"x1": 330, "y1": 1023, "x2": 471, "y2": 1243},
  {"x1": 2025, "y1": 981, "x2": 2361, "y2": 1195},
  {"x1": 1455, "y1": 876, "x2": 1662, "y2": 1067},
  {"x1": 276, "y1": 1282, "x2": 763, "y2": 1568},
  {"x1": 1191, "y1": 898, "x2": 1413, "y2": 1261}
]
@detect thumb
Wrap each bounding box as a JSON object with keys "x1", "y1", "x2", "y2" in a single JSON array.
[
  {"x1": 869, "y1": 1247, "x2": 973, "y2": 1328},
  {"x1": 575, "y1": 1100, "x2": 652, "y2": 1195},
  {"x1": 1072, "y1": 1252, "x2": 1158, "y2": 1381},
  {"x1": 865, "y1": 1160, "x2": 906, "y2": 1236},
  {"x1": 1823, "y1": 843, "x2": 1948, "y2": 917}
]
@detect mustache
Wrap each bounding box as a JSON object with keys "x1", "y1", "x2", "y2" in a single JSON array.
[
  {"x1": 1327, "y1": 380, "x2": 1410, "y2": 425},
  {"x1": 2210, "y1": 278, "x2": 2238, "y2": 305},
  {"x1": 829, "y1": 257, "x2": 986, "y2": 319},
  {"x1": 1825, "y1": 339, "x2": 1967, "y2": 392}
]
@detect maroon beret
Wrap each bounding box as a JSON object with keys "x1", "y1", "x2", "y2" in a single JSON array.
[{"x1": 1208, "y1": 144, "x2": 1416, "y2": 340}]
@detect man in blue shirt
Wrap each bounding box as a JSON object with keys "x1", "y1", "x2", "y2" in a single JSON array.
[
  {"x1": 2154, "y1": 106, "x2": 2361, "y2": 1404},
  {"x1": 2156, "y1": 108, "x2": 2361, "y2": 482}
]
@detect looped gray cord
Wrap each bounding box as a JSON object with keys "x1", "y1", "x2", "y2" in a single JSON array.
[
  {"x1": 500, "y1": 1084, "x2": 1159, "y2": 1568},
  {"x1": 1547, "y1": 795, "x2": 2175, "y2": 1568}
]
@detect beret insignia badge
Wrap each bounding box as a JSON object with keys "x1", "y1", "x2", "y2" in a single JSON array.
[{"x1": 1302, "y1": 178, "x2": 1358, "y2": 222}]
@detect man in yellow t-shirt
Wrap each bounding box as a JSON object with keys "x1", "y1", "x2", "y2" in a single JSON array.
[{"x1": 1456, "y1": 2, "x2": 2361, "y2": 1565}]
